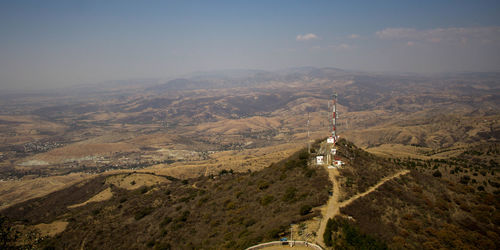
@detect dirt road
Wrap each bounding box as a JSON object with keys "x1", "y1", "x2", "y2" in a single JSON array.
[
  {"x1": 315, "y1": 169, "x2": 410, "y2": 247},
  {"x1": 316, "y1": 167, "x2": 341, "y2": 247},
  {"x1": 339, "y1": 170, "x2": 410, "y2": 208}
]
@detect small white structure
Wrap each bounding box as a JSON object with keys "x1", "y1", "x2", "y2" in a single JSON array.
[
  {"x1": 331, "y1": 148, "x2": 337, "y2": 155},
  {"x1": 333, "y1": 160, "x2": 344, "y2": 167},
  {"x1": 316, "y1": 156, "x2": 324, "y2": 165},
  {"x1": 327, "y1": 137, "x2": 335, "y2": 144}
]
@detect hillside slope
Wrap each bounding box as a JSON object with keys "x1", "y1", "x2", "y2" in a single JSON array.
[
  {"x1": 338, "y1": 169, "x2": 500, "y2": 249},
  {"x1": 1, "y1": 148, "x2": 330, "y2": 249},
  {"x1": 322, "y1": 142, "x2": 500, "y2": 249},
  {"x1": 2, "y1": 138, "x2": 498, "y2": 249}
]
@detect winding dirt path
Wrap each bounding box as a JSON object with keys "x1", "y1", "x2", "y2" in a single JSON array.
[
  {"x1": 339, "y1": 170, "x2": 410, "y2": 208},
  {"x1": 315, "y1": 169, "x2": 410, "y2": 247},
  {"x1": 316, "y1": 168, "x2": 341, "y2": 247}
]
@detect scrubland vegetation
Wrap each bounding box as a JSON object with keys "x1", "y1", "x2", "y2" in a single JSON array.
[
  {"x1": 335, "y1": 138, "x2": 403, "y2": 201},
  {"x1": 322, "y1": 142, "x2": 500, "y2": 249},
  {"x1": 1, "y1": 148, "x2": 329, "y2": 249},
  {"x1": 0, "y1": 68, "x2": 498, "y2": 249}
]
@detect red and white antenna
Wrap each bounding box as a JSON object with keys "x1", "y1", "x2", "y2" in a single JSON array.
[{"x1": 331, "y1": 93, "x2": 338, "y2": 145}]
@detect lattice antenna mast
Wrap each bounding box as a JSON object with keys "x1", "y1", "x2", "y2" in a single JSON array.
[{"x1": 331, "y1": 93, "x2": 338, "y2": 144}]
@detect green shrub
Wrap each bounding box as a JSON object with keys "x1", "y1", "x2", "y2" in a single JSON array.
[
  {"x1": 140, "y1": 186, "x2": 149, "y2": 194},
  {"x1": 298, "y1": 151, "x2": 309, "y2": 160},
  {"x1": 177, "y1": 210, "x2": 190, "y2": 222},
  {"x1": 279, "y1": 173, "x2": 287, "y2": 180},
  {"x1": 433, "y1": 170, "x2": 442, "y2": 178},
  {"x1": 300, "y1": 205, "x2": 312, "y2": 215},
  {"x1": 160, "y1": 217, "x2": 172, "y2": 227},
  {"x1": 324, "y1": 218, "x2": 335, "y2": 246},
  {"x1": 260, "y1": 195, "x2": 274, "y2": 206},
  {"x1": 305, "y1": 168, "x2": 316, "y2": 178},
  {"x1": 135, "y1": 207, "x2": 153, "y2": 220},
  {"x1": 325, "y1": 217, "x2": 387, "y2": 249},
  {"x1": 225, "y1": 201, "x2": 236, "y2": 210},
  {"x1": 268, "y1": 228, "x2": 282, "y2": 238},
  {"x1": 258, "y1": 181, "x2": 270, "y2": 190},
  {"x1": 154, "y1": 242, "x2": 171, "y2": 250},
  {"x1": 282, "y1": 187, "x2": 297, "y2": 202},
  {"x1": 460, "y1": 175, "x2": 471, "y2": 185},
  {"x1": 179, "y1": 196, "x2": 191, "y2": 202},
  {"x1": 146, "y1": 239, "x2": 155, "y2": 248},
  {"x1": 244, "y1": 218, "x2": 256, "y2": 227},
  {"x1": 197, "y1": 196, "x2": 209, "y2": 205}
]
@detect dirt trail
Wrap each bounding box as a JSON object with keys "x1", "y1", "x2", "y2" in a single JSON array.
[
  {"x1": 316, "y1": 168, "x2": 341, "y2": 247},
  {"x1": 204, "y1": 165, "x2": 209, "y2": 177},
  {"x1": 315, "y1": 169, "x2": 410, "y2": 247},
  {"x1": 339, "y1": 170, "x2": 410, "y2": 208}
]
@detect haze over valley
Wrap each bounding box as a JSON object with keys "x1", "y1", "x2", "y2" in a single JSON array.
[{"x1": 0, "y1": 1, "x2": 499, "y2": 249}]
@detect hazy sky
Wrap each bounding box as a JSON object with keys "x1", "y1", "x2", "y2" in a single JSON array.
[{"x1": 1, "y1": 0, "x2": 500, "y2": 89}]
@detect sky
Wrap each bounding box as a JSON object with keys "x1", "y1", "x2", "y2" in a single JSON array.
[{"x1": 1, "y1": 0, "x2": 499, "y2": 90}]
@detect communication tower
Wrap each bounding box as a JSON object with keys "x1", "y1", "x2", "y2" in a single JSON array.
[{"x1": 330, "y1": 93, "x2": 338, "y2": 145}]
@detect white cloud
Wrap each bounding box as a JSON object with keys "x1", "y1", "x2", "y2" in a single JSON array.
[
  {"x1": 296, "y1": 33, "x2": 319, "y2": 41},
  {"x1": 376, "y1": 26, "x2": 500, "y2": 45},
  {"x1": 349, "y1": 34, "x2": 360, "y2": 39},
  {"x1": 338, "y1": 43, "x2": 352, "y2": 50},
  {"x1": 375, "y1": 28, "x2": 417, "y2": 39},
  {"x1": 309, "y1": 43, "x2": 354, "y2": 51},
  {"x1": 327, "y1": 43, "x2": 354, "y2": 51}
]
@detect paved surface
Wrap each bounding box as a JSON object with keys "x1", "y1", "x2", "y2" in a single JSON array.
[
  {"x1": 257, "y1": 246, "x2": 314, "y2": 250},
  {"x1": 247, "y1": 241, "x2": 322, "y2": 250}
]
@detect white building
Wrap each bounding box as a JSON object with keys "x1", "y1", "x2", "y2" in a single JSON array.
[{"x1": 316, "y1": 156, "x2": 324, "y2": 165}]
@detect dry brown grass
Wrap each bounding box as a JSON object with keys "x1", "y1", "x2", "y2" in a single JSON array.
[
  {"x1": 0, "y1": 142, "x2": 299, "y2": 211},
  {"x1": 105, "y1": 173, "x2": 170, "y2": 190},
  {"x1": 340, "y1": 170, "x2": 500, "y2": 249},
  {"x1": 1, "y1": 147, "x2": 330, "y2": 249},
  {"x1": 68, "y1": 187, "x2": 113, "y2": 208},
  {"x1": 195, "y1": 116, "x2": 282, "y2": 134},
  {"x1": 33, "y1": 220, "x2": 68, "y2": 237},
  {"x1": 145, "y1": 142, "x2": 302, "y2": 179},
  {"x1": 366, "y1": 143, "x2": 467, "y2": 159},
  {"x1": 0, "y1": 173, "x2": 92, "y2": 210},
  {"x1": 344, "y1": 114, "x2": 499, "y2": 153},
  {"x1": 0, "y1": 115, "x2": 66, "y2": 144},
  {"x1": 366, "y1": 144, "x2": 434, "y2": 159},
  {"x1": 31, "y1": 142, "x2": 138, "y2": 163}
]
